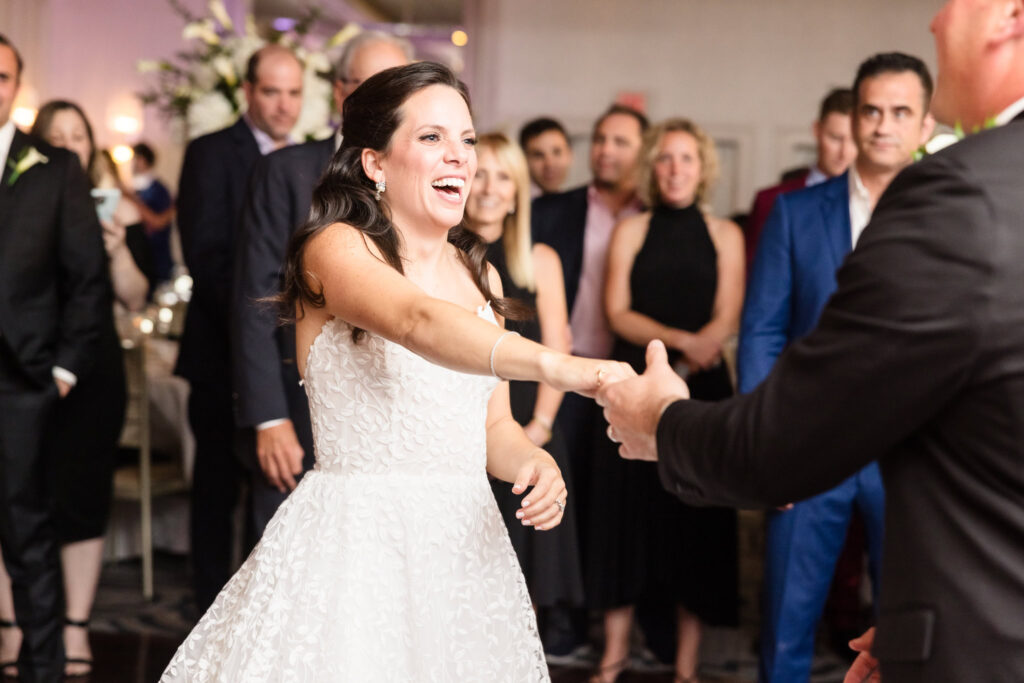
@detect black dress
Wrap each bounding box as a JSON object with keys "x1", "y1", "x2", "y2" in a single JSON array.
[
  {"x1": 50, "y1": 308, "x2": 126, "y2": 543},
  {"x1": 486, "y1": 240, "x2": 584, "y2": 607},
  {"x1": 586, "y1": 204, "x2": 738, "y2": 626}
]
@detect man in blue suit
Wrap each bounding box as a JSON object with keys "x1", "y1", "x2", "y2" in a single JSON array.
[{"x1": 738, "y1": 53, "x2": 935, "y2": 683}]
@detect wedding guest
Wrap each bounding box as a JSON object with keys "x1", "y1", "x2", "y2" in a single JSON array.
[
  {"x1": 531, "y1": 103, "x2": 646, "y2": 656},
  {"x1": 232, "y1": 30, "x2": 410, "y2": 544},
  {"x1": 128, "y1": 142, "x2": 175, "y2": 284},
  {"x1": 588, "y1": 118, "x2": 744, "y2": 683},
  {"x1": 94, "y1": 148, "x2": 158, "y2": 295},
  {"x1": 744, "y1": 88, "x2": 856, "y2": 266},
  {"x1": 176, "y1": 43, "x2": 304, "y2": 613},
  {"x1": 464, "y1": 132, "x2": 583, "y2": 614},
  {"x1": 519, "y1": 117, "x2": 573, "y2": 195},
  {"x1": 598, "y1": 3, "x2": 1024, "y2": 680},
  {"x1": 0, "y1": 35, "x2": 113, "y2": 683},
  {"x1": 0, "y1": 98, "x2": 152, "y2": 678},
  {"x1": 739, "y1": 53, "x2": 935, "y2": 683}
]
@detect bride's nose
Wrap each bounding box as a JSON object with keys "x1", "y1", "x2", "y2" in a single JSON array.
[{"x1": 444, "y1": 139, "x2": 469, "y2": 165}]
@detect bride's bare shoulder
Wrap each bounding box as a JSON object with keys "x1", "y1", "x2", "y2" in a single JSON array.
[{"x1": 305, "y1": 223, "x2": 383, "y2": 270}]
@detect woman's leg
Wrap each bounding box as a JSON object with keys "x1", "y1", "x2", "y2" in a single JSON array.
[
  {"x1": 0, "y1": 545, "x2": 22, "y2": 675},
  {"x1": 674, "y1": 605, "x2": 702, "y2": 682},
  {"x1": 591, "y1": 605, "x2": 633, "y2": 682},
  {"x1": 61, "y1": 537, "x2": 104, "y2": 675}
]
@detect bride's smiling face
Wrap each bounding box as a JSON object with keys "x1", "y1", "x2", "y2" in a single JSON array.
[{"x1": 375, "y1": 84, "x2": 477, "y2": 233}]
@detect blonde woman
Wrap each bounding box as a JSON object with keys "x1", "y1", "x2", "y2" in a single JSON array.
[
  {"x1": 464, "y1": 132, "x2": 584, "y2": 611},
  {"x1": 587, "y1": 118, "x2": 745, "y2": 683}
]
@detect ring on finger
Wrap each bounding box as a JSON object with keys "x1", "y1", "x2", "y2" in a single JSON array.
[
  {"x1": 555, "y1": 498, "x2": 565, "y2": 513},
  {"x1": 607, "y1": 424, "x2": 620, "y2": 443},
  {"x1": 596, "y1": 368, "x2": 606, "y2": 387}
]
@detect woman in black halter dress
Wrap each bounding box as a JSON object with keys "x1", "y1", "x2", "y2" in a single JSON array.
[
  {"x1": 464, "y1": 133, "x2": 584, "y2": 612},
  {"x1": 587, "y1": 119, "x2": 746, "y2": 683}
]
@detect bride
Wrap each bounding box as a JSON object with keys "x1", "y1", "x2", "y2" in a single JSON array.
[{"x1": 161, "y1": 62, "x2": 631, "y2": 682}]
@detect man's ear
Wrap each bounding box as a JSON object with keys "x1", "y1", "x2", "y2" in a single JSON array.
[
  {"x1": 812, "y1": 119, "x2": 822, "y2": 141},
  {"x1": 920, "y1": 112, "x2": 937, "y2": 146},
  {"x1": 992, "y1": 0, "x2": 1024, "y2": 42},
  {"x1": 361, "y1": 148, "x2": 383, "y2": 185},
  {"x1": 242, "y1": 81, "x2": 254, "y2": 106}
]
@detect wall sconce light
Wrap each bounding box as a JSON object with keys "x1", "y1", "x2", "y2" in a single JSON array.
[
  {"x1": 112, "y1": 115, "x2": 141, "y2": 135},
  {"x1": 112, "y1": 144, "x2": 135, "y2": 164},
  {"x1": 12, "y1": 107, "x2": 37, "y2": 129}
]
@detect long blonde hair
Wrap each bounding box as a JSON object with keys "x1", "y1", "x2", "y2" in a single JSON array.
[{"x1": 475, "y1": 132, "x2": 535, "y2": 291}]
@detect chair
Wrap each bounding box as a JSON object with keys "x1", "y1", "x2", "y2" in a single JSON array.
[{"x1": 114, "y1": 336, "x2": 189, "y2": 599}]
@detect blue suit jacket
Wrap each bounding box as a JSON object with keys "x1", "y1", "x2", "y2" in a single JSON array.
[{"x1": 737, "y1": 173, "x2": 851, "y2": 393}]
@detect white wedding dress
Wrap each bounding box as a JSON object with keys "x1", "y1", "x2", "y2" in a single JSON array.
[{"x1": 161, "y1": 306, "x2": 549, "y2": 682}]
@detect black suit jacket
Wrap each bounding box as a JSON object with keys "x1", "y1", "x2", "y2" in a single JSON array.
[
  {"x1": 531, "y1": 185, "x2": 589, "y2": 313},
  {"x1": 655, "y1": 115, "x2": 1024, "y2": 682},
  {"x1": 176, "y1": 118, "x2": 260, "y2": 385},
  {"x1": 231, "y1": 137, "x2": 332, "y2": 448},
  {"x1": 0, "y1": 130, "x2": 112, "y2": 387}
]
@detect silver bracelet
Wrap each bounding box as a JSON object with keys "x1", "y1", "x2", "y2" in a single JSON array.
[{"x1": 489, "y1": 331, "x2": 520, "y2": 379}]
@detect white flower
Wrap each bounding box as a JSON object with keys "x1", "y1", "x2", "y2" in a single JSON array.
[
  {"x1": 327, "y1": 25, "x2": 361, "y2": 49},
  {"x1": 212, "y1": 56, "x2": 238, "y2": 87},
  {"x1": 183, "y1": 19, "x2": 220, "y2": 45},
  {"x1": 7, "y1": 146, "x2": 49, "y2": 186},
  {"x1": 208, "y1": 0, "x2": 234, "y2": 32},
  {"x1": 192, "y1": 62, "x2": 219, "y2": 91},
  {"x1": 306, "y1": 51, "x2": 331, "y2": 74},
  {"x1": 186, "y1": 92, "x2": 235, "y2": 139},
  {"x1": 924, "y1": 133, "x2": 961, "y2": 155}
]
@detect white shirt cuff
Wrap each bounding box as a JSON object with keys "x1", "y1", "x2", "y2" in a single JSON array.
[
  {"x1": 256, "y1": 418, "x2": 288, "y2": 431},
  {"x1": 52, "y1": 366, "x2": 78, "y2": 387}
]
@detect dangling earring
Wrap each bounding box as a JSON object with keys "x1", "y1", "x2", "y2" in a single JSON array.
[
  {"x1": 375, "y1": 177, "x2": 386, "y2": 201},
  {"x1": 508, "y1": 204, "x2": 516, "y2": 216}
]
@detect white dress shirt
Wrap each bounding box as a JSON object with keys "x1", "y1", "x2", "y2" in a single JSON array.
[
  {"x1": 0, "y1": 119, "x2": 15, "y2": 169},
  {"x1": 995, "y1": 95, "x2": 1024, "y2": 126},
  {"x1": 847, "y1": 164, "x2": 873, "y2": 249}
]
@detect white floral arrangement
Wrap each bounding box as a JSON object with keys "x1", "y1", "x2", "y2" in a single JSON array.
[{"x1": 138, "y1": 0, "x2": 358, "y2": 141}]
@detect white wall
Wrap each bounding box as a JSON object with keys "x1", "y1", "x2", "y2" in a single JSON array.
[
  {"x1": 4, "y1": 0, "x2": 945, "y2": 207},
  {"x1": 464, "y1": 0, "x2": 944, "y2": 214}
]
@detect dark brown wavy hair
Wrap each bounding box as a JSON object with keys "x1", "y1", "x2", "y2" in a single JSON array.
[{"x1": 279, "y1": 61, "x2": 525, "y2": 340}]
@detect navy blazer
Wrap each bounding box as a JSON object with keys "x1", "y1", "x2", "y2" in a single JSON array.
[
  {"x1": 737, "y1": 173, "x2": 851, "y2": 393},
  {"x1": 175, "y1": 118, "x2": 260, "y2": 384},
  {"x1": 531, "y1": 185, "x2": 589, "y2": 313}
]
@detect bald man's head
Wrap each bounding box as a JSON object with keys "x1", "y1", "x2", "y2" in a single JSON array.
[{"x1": 242, "y1": 45, "x2": 304, "y2": 143}]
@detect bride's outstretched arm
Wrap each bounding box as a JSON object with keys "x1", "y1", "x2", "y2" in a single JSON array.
[
  {"x1": 303, "y1": 223, "x2": 634, "y2": 395},
  {"x1": 485, "y1": 382, "x2": 566, "y2": 531}
]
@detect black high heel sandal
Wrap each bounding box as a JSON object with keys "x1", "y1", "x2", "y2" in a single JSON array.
[
  {"x1": 62, "y1": 617, "x2": 92, "y2": 678},
  {"x1": 0, "y1": 618, "x2": 18, "y2": 680}
]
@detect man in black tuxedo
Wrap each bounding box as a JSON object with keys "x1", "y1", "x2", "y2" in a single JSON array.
[
  {"x1": 232, "y1": 32, "x2": 410, "y2": 536},
  {"x1": 598, "y1": 0, "x2": 1024, "y2": 680},
  {"x1": 176, "y1": 44, "x2": 303, "y2": 612},
  {"x1": 0, "y1": 35, "x2": 112, "y2": 683}
]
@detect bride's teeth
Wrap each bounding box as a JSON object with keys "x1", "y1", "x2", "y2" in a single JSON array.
[{"x1": 431, "y1": 178, "x2": 465, "y2": 189}]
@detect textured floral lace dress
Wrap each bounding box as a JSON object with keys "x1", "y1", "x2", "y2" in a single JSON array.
[{"x1": 161, "y1": 306, "x2": 549, "y2": 682}]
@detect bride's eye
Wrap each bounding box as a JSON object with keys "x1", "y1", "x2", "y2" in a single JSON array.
[
  {"x1": 420, "y1": 133, "x2": 440, "y2": 142},
  {"x1": 464, "y1": 137, "x2": 478, "y2": 146}
]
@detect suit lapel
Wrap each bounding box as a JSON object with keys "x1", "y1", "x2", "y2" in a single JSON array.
[
  {"x1": 820, "y1": 173, "x2": 852, "y2": 270},
  {"x1": 0, "y1": 129, "x2": 30, "y2": 191}
]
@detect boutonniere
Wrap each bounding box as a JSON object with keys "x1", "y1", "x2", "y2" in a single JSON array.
[
  {"x1": 914, "y1": 117, "x2": 998, "y2": 161},
  {"x1": 6, "y1": 146, "x2": 49, "y2": 186}
]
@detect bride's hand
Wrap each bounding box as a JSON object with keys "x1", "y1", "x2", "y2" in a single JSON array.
[
  {"x1": 540, "y1": 353, "x2": 636, "y2": 398},
  {"x1": 510, "y1": 449, "x2": 567, "y2": 531}
]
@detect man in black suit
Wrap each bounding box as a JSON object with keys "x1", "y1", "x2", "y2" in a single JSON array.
[
  {"x1": 176, "y1": 44, "x2": 303, "y2": 612},
  {"x1": 232, "y1": 32, "x2": 410, "y2": 536},
  {"x1": 530, "y1": 104, "x2": 647, "y2": 657},
  {"x1": 598, "y1": 0, "x2": 1024, "y2": 680},
  {"x1": 0, "y1": 35, "x2": 112, "y2": 683}
]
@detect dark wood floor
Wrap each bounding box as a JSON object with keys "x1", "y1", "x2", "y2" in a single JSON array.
[{"x1": 85, "y1": 629, "x2": 684, "y2": 682}]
